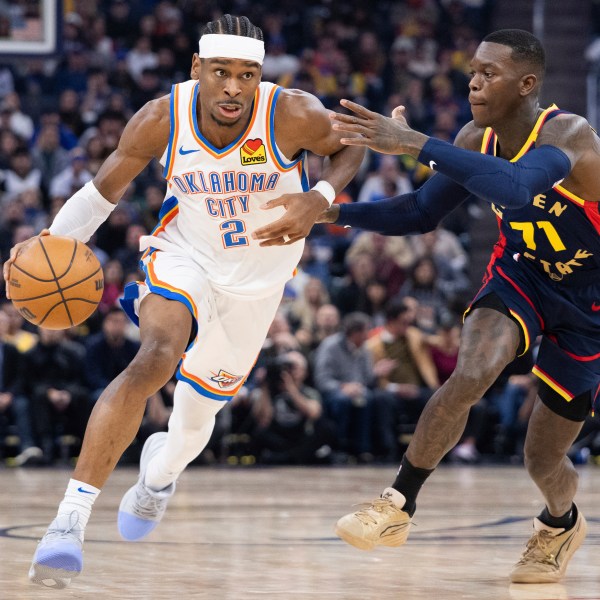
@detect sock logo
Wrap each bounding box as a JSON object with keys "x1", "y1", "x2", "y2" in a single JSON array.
[
  {"x1": 77, "y1": 487, "x2": 96, "y2": 494},
  {"x1": 240, "y1": 138, "x2": 267, "y2": 165}
]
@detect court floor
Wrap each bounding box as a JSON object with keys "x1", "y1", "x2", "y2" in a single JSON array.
[{"x1": 0, "y1": 465, "x2": 598, "y2": 599}]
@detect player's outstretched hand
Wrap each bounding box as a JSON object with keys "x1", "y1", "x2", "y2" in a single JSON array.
[
  {"x1": 3, "y1": 229, "x2": 50, "y2": 299},
  {"x1": 252, "y1": 191, "x2": 329, "y2": 246},
  {"x1": 330, "y1": 99, "x2": 425, "y2": 156}
]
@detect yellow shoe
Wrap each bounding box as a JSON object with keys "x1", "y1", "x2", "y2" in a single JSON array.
[
  {"x1": 510, "y1": 505, "x2": 587, "y2": 583},
  {"x1": 334, "y1": 487, "x2": 411, "y2": 551}
]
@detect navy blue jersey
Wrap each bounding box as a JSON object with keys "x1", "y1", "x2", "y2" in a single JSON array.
[{"x1": 481, "y1": 105, "x2": 600, "y2": 285}]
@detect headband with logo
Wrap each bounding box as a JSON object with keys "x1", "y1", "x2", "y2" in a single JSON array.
[{"x1": 199, "y1": 34, "x2": 265, "y2": 65}]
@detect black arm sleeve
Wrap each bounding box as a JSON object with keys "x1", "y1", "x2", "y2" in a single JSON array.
[
  {"x1": 337, "y1": 173, "x2": 471, "y2": 236},
  {"x1": 418, "y1": 139, "x2": 572, "y2": 208}
]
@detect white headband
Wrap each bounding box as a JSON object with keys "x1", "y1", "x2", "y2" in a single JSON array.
[{"x1": 199, "y1": 34, "x2": 265, "y2": 65}]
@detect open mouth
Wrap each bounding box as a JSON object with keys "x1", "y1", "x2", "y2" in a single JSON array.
[{"x1": 218, "y1": 104, "x2": 242, "y2": 119}]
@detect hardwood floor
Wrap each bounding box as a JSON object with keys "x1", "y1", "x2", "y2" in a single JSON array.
[{"x1": 0, "y1": 465, "x2": 598, "y2": 599}]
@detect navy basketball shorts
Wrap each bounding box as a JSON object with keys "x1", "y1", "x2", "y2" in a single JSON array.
[{"x1": 466, "y1": 258, "x2": 600, "y2": 421}]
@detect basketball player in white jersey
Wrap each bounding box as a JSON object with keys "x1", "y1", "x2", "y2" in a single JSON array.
[{"x1": 3, "y1": 15, "x2": 364, "y2": 589}]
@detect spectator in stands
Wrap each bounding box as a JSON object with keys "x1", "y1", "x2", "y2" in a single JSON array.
[
  {"x1": 31, "y1": 123, "x2": 71, "y2": 199},
  {"x1": 251, "y1": 351, "x2": 335, "y2": 464},
  {"x1": 397, "y1": 256, "x2": 450, "y2": 333},
  {"x1": 367, "y1": 299, "x2": 439, "y2": 455},
  {"x1": 19, "y1": 328, "x2": 90, "y2": 463},
  {"x1": 0, "y1": 310, "x2": 41, "y2": 466},
  {"x1": 113, "y1": 223, "x2": 146, "y2": 275},
  {"x1": 0, "y1": 129, "x2": 20, "y2": 170},
  {"x1": 289, "y1": 276, "x2": 330, "y2": 337},
  {"x1": 313, "y1": 312, "x2": 386, "y2": 461},
  {"x1": 262, "y1": 36, "x2": 300, "y2": 83},
  {"x1": 0, "y1": 147, "x2": 42, "y2": 202},
  {"x1": 85, "y1": 307, "x2": 140, "y2": 404},
  {"x1": 331, "y1": 252, "x2": 378, "y2": 316},
  {"x1": 347, "y1": 232, "x2": 407, "y2": 298},
  {"x1": 0, "y1": 300, "x2": 37, "y2": 354},
  {"x1": 49, "y1": 147, "x2": 93, "y2": 200},
  {"x1": 357, "y1": 155, "x2": 413, "y2": 203},
  {"x1": 98, "y1": 259, "x2": 125, "y2": 315},
  {"x1": 0, "y1": 92, "x2": 34, "y2": 141}
]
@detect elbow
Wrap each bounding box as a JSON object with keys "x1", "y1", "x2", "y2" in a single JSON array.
[{"x1": 506, "y1": 186, "x2": 533, "y2": 209}]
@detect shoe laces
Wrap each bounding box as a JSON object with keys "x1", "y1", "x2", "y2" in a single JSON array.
[
  {"x1": 517, "y1": 530, "x2": 558, "y2": 566},
  {"x1": 131, "y1": 484, "x2": 169, "y2": 519},
  {"x1": 353, "y1": 497, "x2": 403, "y2": 526},
  {"x1": 45, "y1": 511, "x2": 82, "y2": 543}
]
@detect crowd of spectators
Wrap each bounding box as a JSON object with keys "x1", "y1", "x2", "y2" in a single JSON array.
[{"x1": 2, "y1": 0, "x2": 596, "y2": 468}]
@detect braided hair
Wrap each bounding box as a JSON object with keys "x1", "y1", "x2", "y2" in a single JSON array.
[{"x1": 200, "y1": 14, "x2": 263, "y2": 41}]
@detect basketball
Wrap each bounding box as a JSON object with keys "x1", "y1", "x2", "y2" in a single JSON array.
[{"x1": 8, "y1": 235, "x2": 104, "y2": 330}]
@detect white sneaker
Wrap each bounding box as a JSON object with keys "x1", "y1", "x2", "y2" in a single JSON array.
[
  {"x1": 117, "y1": 432, "x2": 175, "y2": 541},
  {"x1": 29, "y1": 511, "x2": 84, "y2": 589},
  {"x1": 334, "y1": 487, "x2": 412, "y2": 550},
  {"x1": 510, "y1": 505, "x2": 587, "y2": 583}
]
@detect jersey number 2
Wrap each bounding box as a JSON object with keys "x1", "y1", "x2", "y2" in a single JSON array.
[{"x1": 220, "y1": 219, "x2": 249, "y2": 248}]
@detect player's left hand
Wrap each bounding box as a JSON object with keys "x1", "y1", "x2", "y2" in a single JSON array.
[
  {"x1": 252, "y1": 190, "x2": 329, "y2": 246},
  {"x1": 330, "y1": 99, "x2": 421, "y2": 155}
]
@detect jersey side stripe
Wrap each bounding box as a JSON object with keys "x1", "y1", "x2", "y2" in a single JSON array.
[{"x1": 532, "y1": 365, "x2": 574, "y2": 400}]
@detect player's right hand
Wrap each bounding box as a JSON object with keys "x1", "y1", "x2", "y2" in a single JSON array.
[{"x1": 3, "y1": 229, "x2": 50, "y2": 299}]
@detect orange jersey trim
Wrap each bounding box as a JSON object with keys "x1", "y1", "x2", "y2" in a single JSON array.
[{"x1": 146, "y1": 253, "x2": 198, "y2": 320}]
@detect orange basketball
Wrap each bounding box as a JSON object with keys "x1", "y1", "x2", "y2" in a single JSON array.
[{"x1": 8, "y1": 235, "x2": 104, "y2": 330}]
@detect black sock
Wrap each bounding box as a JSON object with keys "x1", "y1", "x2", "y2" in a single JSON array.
[
  {"x1": 391, "y1": 455, "x2": 434, "y2": 517},
  {"x1": 538, "y1": 504, "x2": 575, "y2": 530}
]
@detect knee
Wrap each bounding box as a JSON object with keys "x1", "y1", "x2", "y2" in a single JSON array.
[
  {"x1": 523, "y1": 442, "x2": 569, "y2": 482},
  {"x1": 449, "y1": 360, "x2": 507, "y2": 404},
  {"x1": 126, "y1": 343, "x2": 180, "y2": 389}
]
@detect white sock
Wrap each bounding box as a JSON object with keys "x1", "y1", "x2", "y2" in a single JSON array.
[
  {"x1": 144, "y1": 382, "x2": 224, "y2": 491},
  {"x1": 55, "y1": 478, "x2": 101, "y2": 533}
]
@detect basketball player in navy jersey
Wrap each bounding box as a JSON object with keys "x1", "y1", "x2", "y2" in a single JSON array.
[
  {"x1": 321, "y1": 29, "x2": 600, "y2": 583},
  {"x1": 3, "y1": 15, "x2": 364, "y2": 589}
]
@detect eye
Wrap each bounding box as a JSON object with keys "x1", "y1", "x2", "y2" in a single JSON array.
[
  {"x1": 241, "y1": 72, "x2": 254, "y2": 80},
  {"x1": 215, "y1": 69, "x2": 226, "y2": 77},
  {"x1": 484, "y1": 71, "x2": 493, "y2": 78}
]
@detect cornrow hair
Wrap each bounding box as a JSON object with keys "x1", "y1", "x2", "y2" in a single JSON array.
[{"x1": 200, "y1": 14, "x2": 263, "y2": 41}]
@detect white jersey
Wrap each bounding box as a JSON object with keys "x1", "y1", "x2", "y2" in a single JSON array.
[{"x1": 139, "y1": 80, "x2": 308, "y2": 297}]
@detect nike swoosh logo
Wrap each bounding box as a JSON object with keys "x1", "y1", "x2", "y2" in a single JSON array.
[
  {"x1": 592, "y1": 303, "x2": 600, "y2": 312},
  {"x1": 429, "y1": 160, "x2": 437, "y2": 170},
  {"x1": 77, "y1": 487, "x2": 96, "y2": 494},
  {"x1": 179, "y1": 146, "x2": 200, "y2": 155}
]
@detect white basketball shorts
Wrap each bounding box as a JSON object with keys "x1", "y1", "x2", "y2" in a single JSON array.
[{"x1": 120, "y1": 248, "x2": 284, "y2": 401}]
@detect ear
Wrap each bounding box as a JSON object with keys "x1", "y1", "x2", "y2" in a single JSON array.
[
  {"x1": 519, "y1": 73, "x2": 538, "y2": 97},
  {"x1": 190, "y1": 53, "x2": 201, "y2": 80}
]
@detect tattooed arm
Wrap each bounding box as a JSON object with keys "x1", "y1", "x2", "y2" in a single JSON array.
[{"x1": 537, "y1": 113, "x2": 600, "y2": 202}]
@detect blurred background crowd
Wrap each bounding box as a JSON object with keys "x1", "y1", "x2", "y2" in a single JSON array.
[{"x1": 1, "y1": 0, "x2": 599, "y2": 469}]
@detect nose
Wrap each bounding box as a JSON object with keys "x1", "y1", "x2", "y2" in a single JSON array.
[
  {"x1": 469, "y1": 74, "x2": 482, "y2": 92},
  {"x1": 224, "y1": 77, "x2": 241, "y2": 97}
]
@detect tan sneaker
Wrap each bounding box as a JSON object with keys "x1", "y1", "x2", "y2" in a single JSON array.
[
  {"x1": 510, "y1": 505, "x2": 587, "y2": 583},
  {"x1": 334, "y1": 487, "x2": 411, "y2": 551}
]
